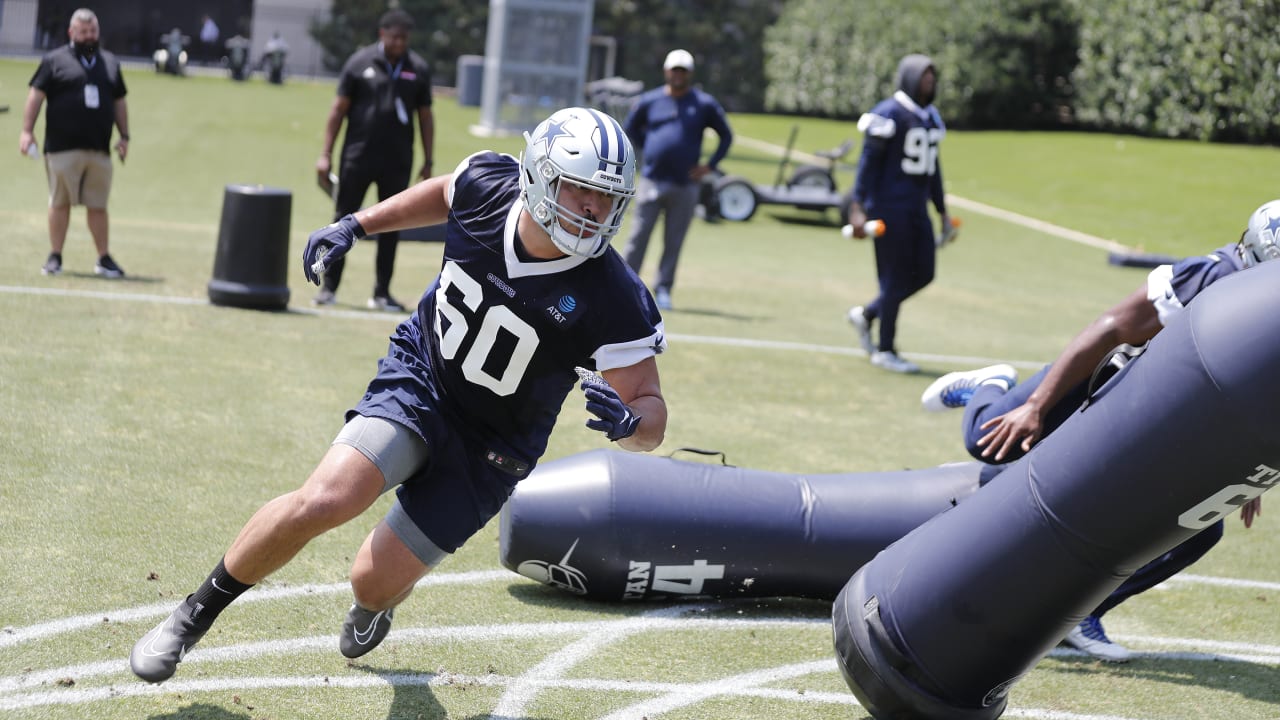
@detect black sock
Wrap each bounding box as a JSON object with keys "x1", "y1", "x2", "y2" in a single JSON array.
[{"x1": 186, "y1": 557, "x2": 254, "y2": 624}]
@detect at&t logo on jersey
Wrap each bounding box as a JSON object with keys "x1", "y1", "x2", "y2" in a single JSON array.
[{"x1": 545, "y1": 294, "x2": 579, "y2": 326}]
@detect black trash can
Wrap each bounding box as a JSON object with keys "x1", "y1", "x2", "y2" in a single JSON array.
[{"x1": 208, "y1": 184, "x2": 292, "y2": 310}]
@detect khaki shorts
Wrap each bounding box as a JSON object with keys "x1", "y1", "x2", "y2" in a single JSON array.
[{"x1": 46, "y1": 149, "x2": 113, "y2": 208}]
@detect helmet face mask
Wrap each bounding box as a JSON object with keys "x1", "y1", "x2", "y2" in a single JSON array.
[
  {"x1": 520, "y1": 107, "x2": 636, "y2": 258},
  {"x1": 1238, "y1": 199, "x2": 1280, "y2": 268}
]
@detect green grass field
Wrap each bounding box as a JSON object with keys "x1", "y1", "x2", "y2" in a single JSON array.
[{"x1": 2, "y1": 58, "x2": 1279, "y2": 719}]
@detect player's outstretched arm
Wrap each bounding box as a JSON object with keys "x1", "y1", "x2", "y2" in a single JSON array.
[
  {"x1": 354, "y1": 174, "x2": 452, "y2": 235},
  {"x1": 595, "y1": 357, "x2": 665, "y2": 452},
  {"x1": 977, "y1": 285, "x2": 1162, "y2": 460}
]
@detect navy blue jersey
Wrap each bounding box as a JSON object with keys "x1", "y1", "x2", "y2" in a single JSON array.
[
  {"x1": 851, "y1": 91, "x2": 946, "y2": 214},
  {"x1": 624, "y1": 87, "x2": 733, "y2": 184},
  {"x1": 1147, "y1": 243, "x2": 1245, "y2": 325},
  {"x1": 367, "y1": 151, "x2": 665, "y2": 465}
]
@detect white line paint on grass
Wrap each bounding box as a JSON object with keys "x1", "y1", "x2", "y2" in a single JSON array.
[
  {"x1": 1169, "y1": 573, "x2": 1280, "y2": 591},
  {"x1": 728, "y1": 134, "x2": 1133, "y2": 255},
  {"x1": 0, "y1": 616, "x2": 827, "y2": 694},
  {"x1": 0, "y1": 674, "x2": 1156, "y2": 720},
  {"x1": 598, "y1": 658, "x2": 835, "y2": 720},
  {"x1": 492, "y1": 605, "x2": 696, "y2": 720},
  {"x1": 0, "y1": 284, "x2": 1046, "y2": 370},
  {"x1": 2, "y1": 601, "x2": 1273, "y2": 718},
  {"x1": 0, "y1": 569, "x2": 509, "y2": 650},
  {"x1": 0, "y1": 209, "x2": 219, "y2": 235},
  {"x1": 944, "y1": 195, "x2": 1132, "y2": 254}
]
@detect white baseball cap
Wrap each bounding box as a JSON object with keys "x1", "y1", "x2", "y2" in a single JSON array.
[{"x1": 663, "y1": 49, "x2": 694, "y2": 71}]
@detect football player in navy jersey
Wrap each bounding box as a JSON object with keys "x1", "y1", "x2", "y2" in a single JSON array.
[
  {"x1": 132, "y1": 107, "x2": 667, "y2": 683},
  {"x1": 919, "y1": 199, "x2": 1280, "y2": 661},
  {"x1": 846, "y1": 54, "x2": 953, "y2": 374}
]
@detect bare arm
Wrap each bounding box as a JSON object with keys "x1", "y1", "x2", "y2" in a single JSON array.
[
  {"x1": 601, "y1": 356, "x2": 666, "y2": 452},
  {"x1": 316, "y1": 95, "x2": 351, "y2": 177},
  {"x1": 19, "y1": 87, "x2": 45, "y2": 155},
  {"x1": 978, "y1": 285, "x2": 1164, "y2": 461},
  {"x1": 417, "y1": 106, "x2": 434, "y2": 181},
  {"x1": 114, "y1": 97, "x2": 129, "y2": 161},
  {"x1": 352, "y1": 173, "x2": 452, "y2": 234}
]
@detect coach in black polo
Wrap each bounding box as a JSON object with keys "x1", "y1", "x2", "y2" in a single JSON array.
[
  {"x1": 20, "y1": 7, "x2": 129, "y2": 278},
  {"x1": 315, "y1": 9, "x2": 435, "y2": 311}
]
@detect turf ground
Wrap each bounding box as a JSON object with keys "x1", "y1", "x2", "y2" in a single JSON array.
[{"x1": 1, "y1": 58, "x2": 1279, "y2": 719}]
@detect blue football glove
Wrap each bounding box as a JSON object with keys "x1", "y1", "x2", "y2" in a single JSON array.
[
  {"x1": 303, "y1": 214, "x2": 366, "y2": 285},
  {"x1": 582, "y1": 380, "x2": 642, "y2": 442}
]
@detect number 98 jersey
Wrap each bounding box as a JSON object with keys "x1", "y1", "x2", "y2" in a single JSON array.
[{"x1": 355, "y1": 151, "x2": 665, "y2": 467}]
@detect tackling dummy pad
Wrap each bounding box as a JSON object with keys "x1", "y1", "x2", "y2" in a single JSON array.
[
  {"x1": 499, "y1": 451, "x2": 982, "y2": 601},
  {"x1": 833, "y1": 260, "x2": 1280, "y2": 719}
]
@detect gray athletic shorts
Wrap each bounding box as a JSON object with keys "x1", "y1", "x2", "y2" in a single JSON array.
[{"x1": 333, "y1": 414, "x2": 448, "y2": 568}]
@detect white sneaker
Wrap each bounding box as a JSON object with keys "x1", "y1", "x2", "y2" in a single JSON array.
[
  {"x1": 367, "y1": 294, "x2": 407, "y2": 312},
  {"x1": 846, "y1": 306, "x2": 875, "y2": 354},
  {"x1": 655, "y1": 287, "x2": 673, "y2": 311},
  {"x1": 1063, "y1": 616, "x2": 1132, "y2": 663},
  {"x1": 920, "y1": 364, "x2": 1018, "y2": 412},
  {"x1": 870, "y1": 351, "x2": 920, "y2": 374}
]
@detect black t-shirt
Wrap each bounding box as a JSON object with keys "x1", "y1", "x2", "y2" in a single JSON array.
[
  {"x1": 336, "y1": 43, "x2": 432, "y2": 170},
  {"x1": 29, "y1": 46, "x2": 127, "y2": 153}
]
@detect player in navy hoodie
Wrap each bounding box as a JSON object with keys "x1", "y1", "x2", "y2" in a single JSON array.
[{"x1": 846, "y1": 54, "x2": 953, "y2": 374}]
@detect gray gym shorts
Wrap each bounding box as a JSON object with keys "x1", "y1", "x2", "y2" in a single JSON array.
[{"x1": 333, "y1": 414, "x2": 449, "y2": 568}]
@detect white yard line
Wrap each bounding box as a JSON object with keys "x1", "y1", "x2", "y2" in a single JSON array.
[
  {"x1": 0, "y1": 192, "x2": 1268, "y2": 719},
  {"x1": 0, "y1": 284, "x2": 1047, "y2": 369},
  {"x1": 0, "y1": 570, "x2": 510, "y2": 650},
  {"x1": 730, "y1": 133, "x2": 1134, "y2": 254},
  {"x1": 0, "y1": 617, "x2": 1260, "y2": 720},
  {"x1": 492, "y1": 605, "x2": 700, "y2": 719}
]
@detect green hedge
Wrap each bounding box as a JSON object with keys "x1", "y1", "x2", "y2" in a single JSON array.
[
  {"x1": 764, "y1": 0, "x2": 1078, "y2": 128},
  {"x1": 765, "y1": 0, "x2": 1280, "y2": 142},
  {"x1": 1072, "y1": 0, "x2": 1280, "y2": 142},
  {"x1": 309, "y1": 0, "x2": 1280, "y2": 142}
]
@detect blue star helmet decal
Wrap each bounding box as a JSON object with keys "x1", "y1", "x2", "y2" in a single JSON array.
[
  {"x1": 532, "y1": 118, "x2": 573, "y2": 154},
  {"x1": 1240, "y1": 199, "x2": 1280, "y2": 267},
  {"x1": 1267, "y1": 213, "x2": 1280, "y2": 237}
]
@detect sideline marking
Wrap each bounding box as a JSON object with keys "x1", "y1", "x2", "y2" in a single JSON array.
[
  {"x1": 729, "y1": 134, "x2": 1133, "y2": 254},
  {"x1": 0, "y1": 209, "x2": 217, "y2": 235},
  {"x1": 3, "y1": 580, "x2": 1277, "y2": 718},
  {"x1": 1, "y1": 621, "x2": 1267, "y2": 720},
  {"x1": 598, "y1": 658, "x2": 837, "y2": 720},
  {"x1": 0, "y1": 615, "x2": 827, "y2": 694},
  {"x1": 0, "y1": 284, "x2": 1048, "y2": 370},
  {"x1": 5, "y1": 137, "x2": 1141, "y2": 256},
  {"x1": 0, "y1": 570, "x2": 509, "y2": 650},
  {"x1": 493, "y1": 604, "x2": 695, "y2": 719}
]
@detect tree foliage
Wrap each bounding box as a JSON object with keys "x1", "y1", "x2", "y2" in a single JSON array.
[
  {"x1": 591, "y1": 0, "x2": 785, "y2": 112},
  {"x1": 310, "y1": 0, "x2": 781, "y2": 111},
  {"x1": 764, "y1": 0, "x2": 1078, "y2": 128},
  {"x1": 1071, "y1": 0, "x2": 1280, "y2": 142},
  {"x1": 309, "y1": 0, "x2": 488, "y2": 89},
  {"x1": 309, "y1": 0, "x2": 1280, "y2": 142}
]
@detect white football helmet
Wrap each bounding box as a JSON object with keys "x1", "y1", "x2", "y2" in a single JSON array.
[
  {"x1": 1238, "y1": 199, "x2": 1280, "y2": 267},
  {"x1": 520, "y1": 107, "x2": 636, "y2": 258}
]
